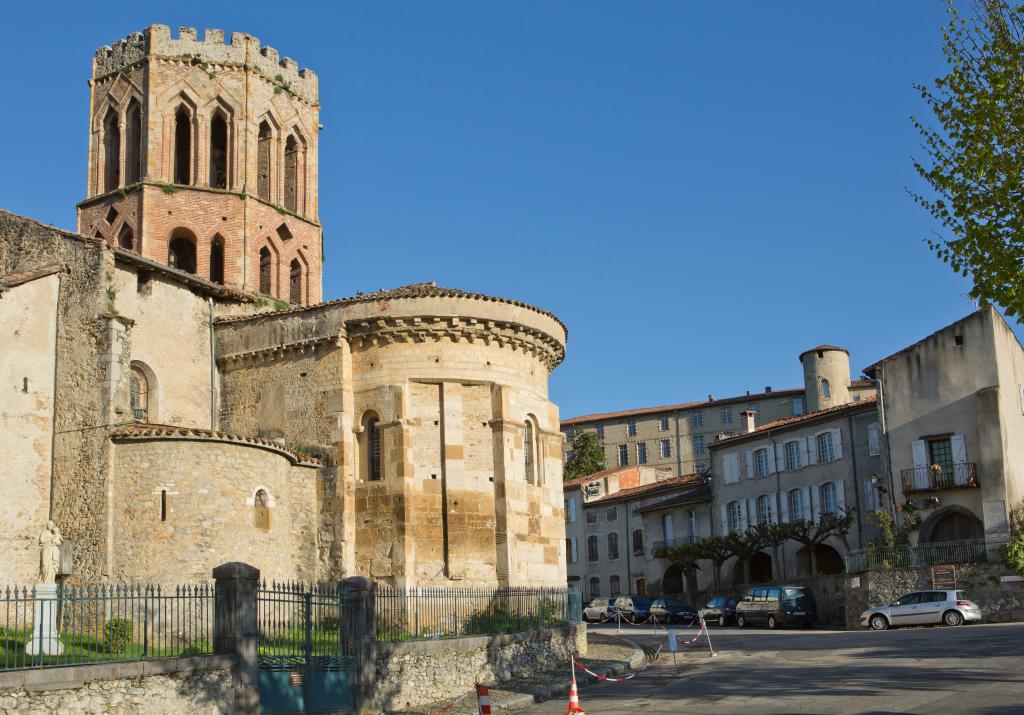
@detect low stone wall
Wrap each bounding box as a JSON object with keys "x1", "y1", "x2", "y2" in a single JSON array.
[
  {"x1": 375, "y1": 623, "x2": 586, "y2": 712},
  {"x1": 845, "y1": 562, "x2": 1024, "y2": 629},
  {"x1": 0, "y1": 655, "x2": 235, "y2": 715}
]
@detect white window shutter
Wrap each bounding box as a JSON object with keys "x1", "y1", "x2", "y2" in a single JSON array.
[
  {"x1": 747, "y1": 497, "x2": 757, "y2": 528},
  {"x1": 807, "y1": 485, "x2": 816, "y2": 522},
  {"x1": 766, "y1": 449, "x2": 776, "y2": 475},
  {"x1": 569, "y1": 498, "x2": 577, "y2": 522},
  {"x1": 836, "y1": 479, "x2": 846, "y2": 512},
  {"x1": 911, "y1": 440, "x2": 927, "y2": 468},
  {"x1": 720, "y1": 504, "x2": 728, "y2": 535},
  {"x1": 745, "y1": 451, "x2": 754, "y2": 479},
  {"x1": 951, "y1": 434, "x2": 967, "y2": 462},
  {"x1": 780, "y1": 491, "x2": 790, "y2": 522},
  {"x1": 805, "y1": 436, "x2": 818, "y2": 465},
  {"x1": 571, "y1": 537, "x2": 578, "y2": 563},
  {"x1": 739, "y1": 500, "x2": 748, "y2": 531},
  {"x1": 775, "y1": 443, "x2": 785, "y2": 471},
  {"x1": 832, "y1": 428, "x2": 843, "y2": 460},
  {"x1": 801, "y1": 437, "x2": 811, "y2": 466},
  {"x1": 773, "y1": 492, "x2": 781, "y2": 524}
]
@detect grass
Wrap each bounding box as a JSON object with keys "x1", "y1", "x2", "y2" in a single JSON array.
[{"x1": 0, "y1": 627, "x2": 211, "y2": 670}]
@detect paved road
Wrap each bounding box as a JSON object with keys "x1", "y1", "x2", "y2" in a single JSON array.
[{"x1": 518, "y1": 621, "x2": 1024, "y2": 714}]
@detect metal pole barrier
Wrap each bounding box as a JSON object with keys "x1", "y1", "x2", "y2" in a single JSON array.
[
  {"x1": 616, "y1": 609, "x2": 621, "y2": 633},
  {"x1": 701, "y1": 613, "x2": 717, "y2": 657}
]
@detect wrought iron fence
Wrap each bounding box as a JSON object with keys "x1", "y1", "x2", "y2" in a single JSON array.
[
  {"x1": 844, "y1": 538, "x2": 999, "y2": 573},
  {"x1": 901, "y1": 462, "x2": 978, "y2": 492},
  {"x1": 257, "y1": 581, "x2": 355, "y2": 659},
  {"x1": 1, "y1": 583, "x2": 214, "y2": 671},
  {"x1": 375, "y1": 585, "x2": 581, "y2": 642}
]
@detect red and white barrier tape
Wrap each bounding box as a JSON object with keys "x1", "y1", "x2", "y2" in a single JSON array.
[{"x1": 573, "y1": 658, "x2": 638, "y2": 682}]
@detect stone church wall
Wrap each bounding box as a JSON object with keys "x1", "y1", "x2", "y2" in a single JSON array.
[
  {"x1": 0, "y1": 273, "x2": 59, "y2": 585},
  {"x1": 111, "y1": 437, "x2": 318, "y2": 584}
]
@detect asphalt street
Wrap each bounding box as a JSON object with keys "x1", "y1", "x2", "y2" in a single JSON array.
[{"x1": 517, "y1": 621, "x2": 1024, "y2": 715}]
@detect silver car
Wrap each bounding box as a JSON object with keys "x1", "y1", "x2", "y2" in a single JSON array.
[
  {"x1": 860, "y1": 589, "x2": 982, "y2": 630},
  {"x1": 583, "y1": 597, "x2": 615, "y2": 623}
]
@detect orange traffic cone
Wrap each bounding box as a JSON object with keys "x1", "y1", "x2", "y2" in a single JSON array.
[{"x1": 564, "y1": 659, "x2": 586, "y2": 714}]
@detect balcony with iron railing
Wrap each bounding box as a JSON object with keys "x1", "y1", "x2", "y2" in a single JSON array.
[
  {"x1": 900, "y1": 462, "x2": 978, "y2": 493},
  {"x1": 650, "y1": 536, "x2": 698, "y2": 557}
]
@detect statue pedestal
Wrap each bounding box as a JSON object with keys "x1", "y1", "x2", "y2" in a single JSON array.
[{"x1": 25, "y1": 583, "x2": 63, "y2": 656}]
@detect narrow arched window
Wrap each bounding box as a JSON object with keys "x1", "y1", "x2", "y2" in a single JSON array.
[
  {"x1": 209, "y1": 235, "x2": 225, "y2": 284},
  {"x1": 118, "y1": 225, "x2": 134, "y2": 251},
  {"x1": 257, "y1": 121, "x2": 272, "y2": 201},
  {"x1": 103, "y1": 107, "x2": 120, "y2": 192},
  {"x1": 259, "y1": 246, "x2": 272, "y2": 295},
  {"x1": 284, "y1": 135, "x2": 299, "y2": 212},
  {"x1": 130, "y1": 365, "x2": 149, "y2": 421},
  {"x1": 254, "y1": 489, "x2": 271, "y2": 530},
  {"x1": 524, "y1": 417, "x2": 537, "y2": 485},
  {"x1": 173, "y1": 107, "x2": 192, "y2": 185},
  {"x1": 168, "y1": 230, "x2": 197, "y2": 274},
  {"x1": 289, "y1": 258, "x2": 302, "y2": 304},
  {"x1": 361, "y1": 413, "x2": 382, "y2": 481},
  {"x1": 160, "y1": 489, "x2": 168, "y2": 522},
  {"x1": 210, "y1": 114, "x2": 228, "y2": 189},
  {"x1": 125, "y1": 101, "x2": 142, "y2": 185},
  {"x1": 820, "y1": 378, "x2": 831, "y2": 399}
]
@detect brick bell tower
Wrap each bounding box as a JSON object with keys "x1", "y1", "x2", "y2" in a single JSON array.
[{"x1": 77, "y1": 25, "x2": 322, "y2": 305}]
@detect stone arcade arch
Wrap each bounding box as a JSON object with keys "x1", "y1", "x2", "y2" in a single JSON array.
[
  {"x1": 796, "y1": 543, "x2": 845, "y2": 576},
  {"x1": 168, "y1": 229, "x2": 197, "y2": 274},
  {"x1": 920, "y1": 506, "x2": 984, "y2": 543}
]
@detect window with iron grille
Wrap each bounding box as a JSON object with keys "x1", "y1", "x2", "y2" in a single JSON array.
[
  {"x1": 721, "y1": 406, "x2": 733, "y2": 424},
  {"x1": 626, "y1": 420, "x2": 637, "y2": 437},
  {"x1": 636, "y1": 441, "x2": 648, "y2": 464},
  {"x1": 588, "y1": 535, "x2": 599, "y2": 561},
  {"x1": 618, "y1": 444, "x2": 629, "y2": 466},
  {"x1": 785, "y1": 440, "x2": 801, "y2": 470},
  {"x1": 632, "y1": 529, "x2": 644, "y2": 556},
  {"x1": 660, "y1": 439, "x2": 671, "y2": 458},
  {"x1": 690, "y1": 411, "x2": 703, "y2": 427},
  {"x1": 817, "y1": 432, "x2": 835, "y2": 463},
  {"x1": 607, "y1": 533, "x2": 619, "y2": 560},
  {"x1": 659, "y1": 416, "x2": 670, "y2": 431},
  {"x1": 596, "y1": 425, "x2": 605, "y2": 440}
]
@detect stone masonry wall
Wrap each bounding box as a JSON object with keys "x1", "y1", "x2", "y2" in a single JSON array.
[
  {"x1": 845, "y1": 561, "x2": 1024, "y2": 629},
  {"x1": 0, "y1": 659, "x2": 233, "y2": 715},
  {"x1": 374, "y1": 624, "x2": 585, "y2": 712}
]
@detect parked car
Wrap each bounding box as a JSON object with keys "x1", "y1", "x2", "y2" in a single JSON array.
[
  {"x1": 860, "y1": 590, "x2": 982, "y2": 630},
  {"x1": 582, "y1": 598, "x2": 616, "y2": 623},
  {"x1": 649, "y1": 598, "x2": 695, "y2": 624},
  {"x1": 700, "y1": 596, "x2": 740, "y2": 626},
  {"x1": 735, "y1": 586, "x2": 817, "y2": 629},
  {"x1": 613, "y1": 595, "x2": 653, "y2": 621}
]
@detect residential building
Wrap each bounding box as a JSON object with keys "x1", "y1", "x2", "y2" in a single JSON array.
[
  {"x1": 864, "y1": 306, "x2": 1024, "y2": 544},
  {"x1": 562, "y1": 377, "x2": 874, "y2": 477},
  {"x1": 564, "y1": 466, "x2": 711, "y2": 602}
]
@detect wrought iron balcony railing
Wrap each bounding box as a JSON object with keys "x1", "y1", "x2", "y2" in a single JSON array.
[{"x1": 900, "y1": 462, "x2": 978, "y2": 493}]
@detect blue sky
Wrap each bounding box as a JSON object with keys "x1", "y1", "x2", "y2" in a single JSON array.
[{"x1": 2, "y1": 1, "x2": 1009, "y2": 419}]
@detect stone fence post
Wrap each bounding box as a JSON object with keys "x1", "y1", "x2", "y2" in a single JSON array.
[
  {"x1": 214, "y1": 562, "x2": 260, "y2": 715},
  {"x1": 341, "y1": 576, "x2": 377, "y2": 714}
]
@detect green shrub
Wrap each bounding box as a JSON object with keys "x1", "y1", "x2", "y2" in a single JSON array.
[{"x1": 103, "y1": 618, "x2": 133, "y2": 654}]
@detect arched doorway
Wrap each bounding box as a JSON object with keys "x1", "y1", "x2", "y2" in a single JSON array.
[
  {"x1": 796, "y1": 544, "x2": 845, "y2": 576},
  {"x1": 168, "y1": 229, "x2": 197, "y2": 274},
  {"x1": 730, "y1": 552, "x2": 774, "y2": 584},
  {"x1": 922, "y1": 508, "x2": 984, "y2": 543},
  {"x1": 662, "y1": 564, "x2": 684, "y2": 594}
]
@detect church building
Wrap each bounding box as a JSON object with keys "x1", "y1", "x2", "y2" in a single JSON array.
[{"x1": 0, "y1": 25, "x2": 568, "y2": 589}]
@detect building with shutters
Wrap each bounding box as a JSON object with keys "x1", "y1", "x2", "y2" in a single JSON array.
[
  {"x1": 563, "y1": 466, "x2": 711, "y2": 601},
  {"x1": 708, "y1": 398, "x2": 881, "y2": 584},
  {"x1": 864, "y1": 305, "x2": 1024, "y2": 546}
]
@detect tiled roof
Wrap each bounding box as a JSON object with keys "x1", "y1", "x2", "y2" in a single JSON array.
[
  {"x1": 561, "y1": 387, "x2": 805, "y2": 426},
  {"x1": 587, "y1": 474, "x2": 709, "y2": 505},
  {"x1": 862, "y1": 307, "x2": 988, "y2": 377},
  {"x1": 110, "y1": 422, "x2": 322, "y2": 466},
  {"x1": 0, "y1": 263, "x2": 62, "y2": 289},
  {"x1": 562, "y1": 465, "x2": 652, "y2": 490},
  {"x1": 113, "y1": 247, "x2": 253, "y2": 302},
  {"x1": 798, "y1": 344, "x2": 849, "y2": 359},
  {"x1": 708, "y1": 396, "x2": 878, "y2": 447},
  {"x1": 214, "y1": 280, "x2": 567, "y2": 336},
  {"x1": 636, "y1": 485, "x2": 714, "y2": 513}
]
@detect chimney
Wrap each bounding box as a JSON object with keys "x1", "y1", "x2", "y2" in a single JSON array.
[
  {"x1": 765, "y1": 385, "x2": 772, "y2": 393},
  {"x1": 707, "y1": 394, "x2": 713, "y2": 402},
  {"x1": 740, "y1": 409, "x2": 757, "y2": 434}
]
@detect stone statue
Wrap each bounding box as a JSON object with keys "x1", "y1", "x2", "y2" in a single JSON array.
[{"x1": 39, "y1": 521, "x2": 62, "y2": 584}]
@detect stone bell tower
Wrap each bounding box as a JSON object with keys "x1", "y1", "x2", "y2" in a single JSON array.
[{"x1": 76, "y1": 25, "x2": 322, "y2": 305}]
